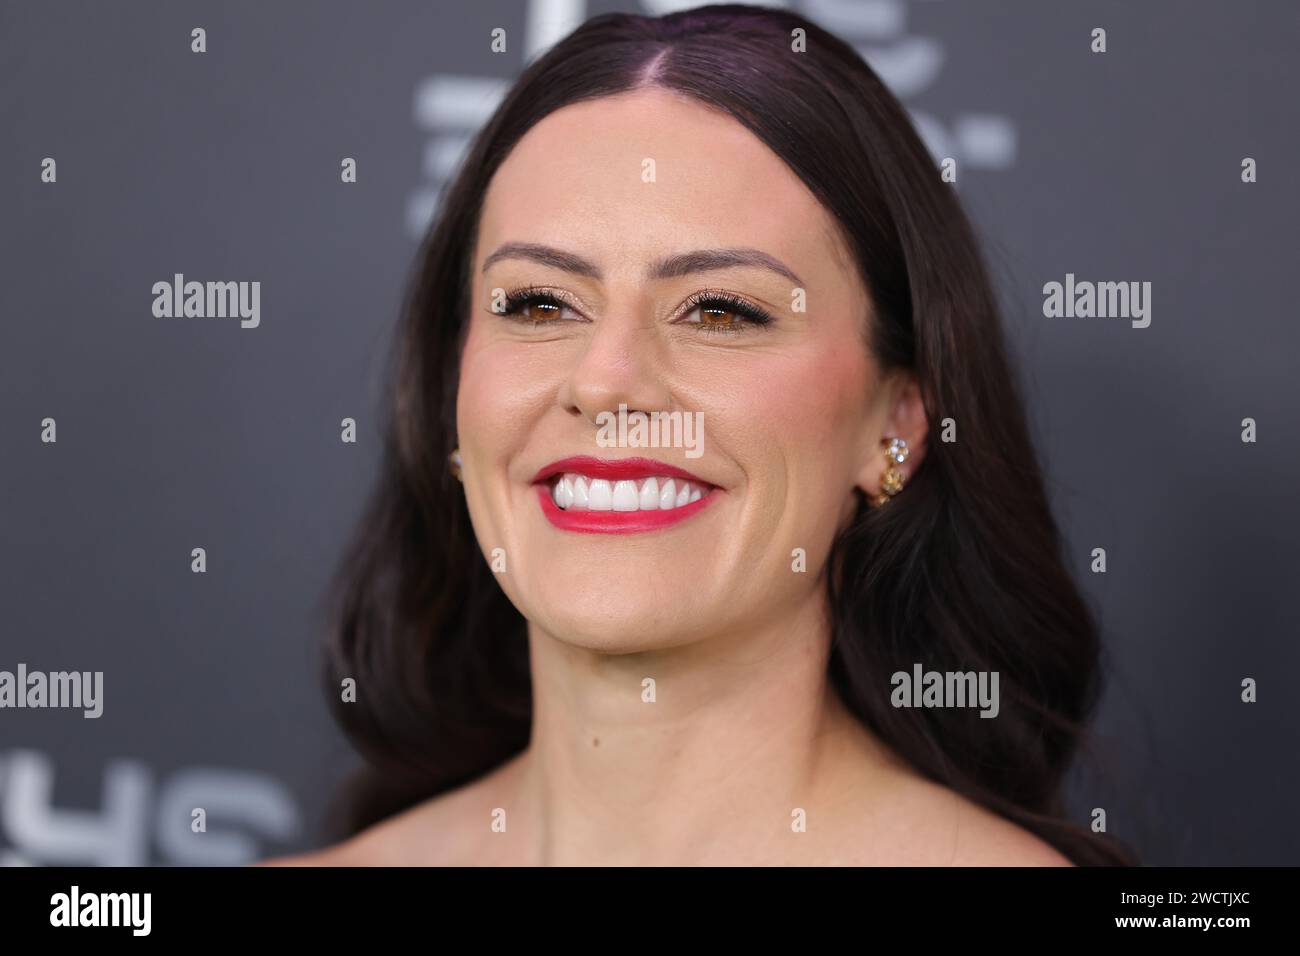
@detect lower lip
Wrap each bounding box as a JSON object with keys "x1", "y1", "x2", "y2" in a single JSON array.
[{"x1": 535, "y1": 484, "x2": 716, "y2": 534}]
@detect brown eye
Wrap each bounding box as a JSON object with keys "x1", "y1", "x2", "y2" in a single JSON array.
[
  {"x1": 497, "y1": 289, "x2": 577, "y2": 324},
  {"x1": 695, "y1": 303, "x2": 740, "y2": 327},
  {"x1": 519, "y1": 298, "x2": 562, "y2": 322},
  {"x1": 679, "y1": 293, "x2": 774, "y2": 334}
]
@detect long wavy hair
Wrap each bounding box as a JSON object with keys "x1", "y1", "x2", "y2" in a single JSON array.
[{"x1": 323, "y1": 3, "x2": 1132, "y2": 865}]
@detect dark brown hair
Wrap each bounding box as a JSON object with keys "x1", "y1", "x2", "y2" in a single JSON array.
[{"x1": 323, "y1": 3, "x2": 1133, "y2": 865}]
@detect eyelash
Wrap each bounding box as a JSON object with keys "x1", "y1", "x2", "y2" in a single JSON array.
[
  {"x1": 680, "y1": 289, "x2": 775, "y2": 333},
  {"x1": 492, "y1": 285, "x2": 775, "y2": 334}
]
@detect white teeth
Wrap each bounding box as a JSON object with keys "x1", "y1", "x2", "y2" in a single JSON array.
[
  {"x1": 659, "y1": 479, "x2": 676, "y2": 510},
  {"x1": 587, "y1": 478, "x2": 613, "y2": 511},
  {"x1": 639, "y1": 477, "x2": 659, "y2": 510},
  {"x1": 551, "y1": 473, "x2": 710, "y2": 512},
  {"x1": 612, "y1": 480, "x2": 639, "y2": 511}
]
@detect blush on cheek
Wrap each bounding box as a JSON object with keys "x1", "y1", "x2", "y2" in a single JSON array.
[
  {"x1": 457, "y1": 320, "x2": 529, "y2": 413},
  {"x1": 455, "y1": 329, "x2": 572, "y2": 477},
  {"x1": 455, "y1": 358, "x2": 525, "y2": 473},
  {"x1": 456, "y1": 354, "x2": 502, "y2": 441},
  {"x1": 754, "y1": 344, "x2": 873, "y2": 447}
]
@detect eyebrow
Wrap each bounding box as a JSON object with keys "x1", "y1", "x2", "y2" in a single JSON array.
[{"x1": 481, "y1": 242, "x2": 804, "y2": 286}]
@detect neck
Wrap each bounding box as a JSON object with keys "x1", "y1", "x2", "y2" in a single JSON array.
[{"x1": 503, "y1": 597, "x2": 888, "y2": 865}]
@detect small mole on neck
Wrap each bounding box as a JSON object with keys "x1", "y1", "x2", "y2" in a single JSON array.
[{"x1": 592, "y1": 737, "x2": 599, "y2": 747}]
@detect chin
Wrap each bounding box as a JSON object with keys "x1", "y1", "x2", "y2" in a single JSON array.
[{"x1": 520, "y1": 585, "x2": 720, "y2": 654}]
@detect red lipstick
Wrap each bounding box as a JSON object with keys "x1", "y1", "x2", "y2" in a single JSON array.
[
  {"x1": 531, "y1": 456, "x2": 708, "y2": 485},
  {"x1": 531, "y1": 456, "x2": 717, "y2": 535}
]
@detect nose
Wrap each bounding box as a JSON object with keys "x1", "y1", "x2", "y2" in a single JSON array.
[{"x1": 556, "y1": 307, "x2": 673, "y2": 426}]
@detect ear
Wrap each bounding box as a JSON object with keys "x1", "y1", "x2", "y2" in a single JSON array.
[{"x1": 855, "y1": 370, "x2": 928, "y2": 500}]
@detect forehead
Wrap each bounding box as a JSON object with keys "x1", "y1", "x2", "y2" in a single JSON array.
[{"x1": 476, "y1": 88, "x2": 850, "y2": 280}]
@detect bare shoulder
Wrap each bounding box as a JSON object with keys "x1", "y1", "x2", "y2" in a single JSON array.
[
  {"x1": 948, "y1": 800, "x2": 1075, "y2": 867},
  {"x1": 255, "y1": 755, "x2": 526, "y2": 867},
  {"x1": 254, "y1": 844, "x2": 360, "y2": 867},
  {"x1": 821, "y1": 747, "x2": 1075, "y2": 866},
  {"x1": 906, "y1": 774, "x2": 1075, "y2": 867}
]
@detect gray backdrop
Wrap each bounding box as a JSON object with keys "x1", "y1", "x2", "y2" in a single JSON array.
[{"x1": 1, "y1": 0, "x2": 1296, "y2": 865}]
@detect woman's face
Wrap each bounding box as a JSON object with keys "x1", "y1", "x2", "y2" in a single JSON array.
[{"x1": 457, "y1": 88, "x2": 897, "y2": 650}]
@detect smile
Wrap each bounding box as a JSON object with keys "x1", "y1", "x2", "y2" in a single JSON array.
[{"x1": 532, "y1": 456, "x2": 717, "y2": 534}]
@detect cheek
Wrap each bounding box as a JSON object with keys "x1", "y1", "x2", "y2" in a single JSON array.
[
  {"x1": 730, "y1": 340, "x2": 872, "y2": 482},
  {"x1": 772, "y1": 342, "x2": 873, "y2": 561},
  {"x1": 805, "y1": 342, "x2": 873, "y2": 447},
  {"x1": 456, "y1": 320, "x2": 555, "y2": 452}
]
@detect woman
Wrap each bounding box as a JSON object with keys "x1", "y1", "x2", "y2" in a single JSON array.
[{"x1": 269, "y1": 3, "x2": 1130, "y2": 866}]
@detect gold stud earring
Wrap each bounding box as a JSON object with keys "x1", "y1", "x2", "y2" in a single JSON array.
[
  {"x1": 449, "y1": 448, "x2": 463, "y2": 482},
  {"x1": 871, "y1": 437, "x2": 908, "y2": 507}
]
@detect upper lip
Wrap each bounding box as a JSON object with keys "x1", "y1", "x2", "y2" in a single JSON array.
[{"x1": 531, "y1": 455, "x2": 713, "y2": 486}]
